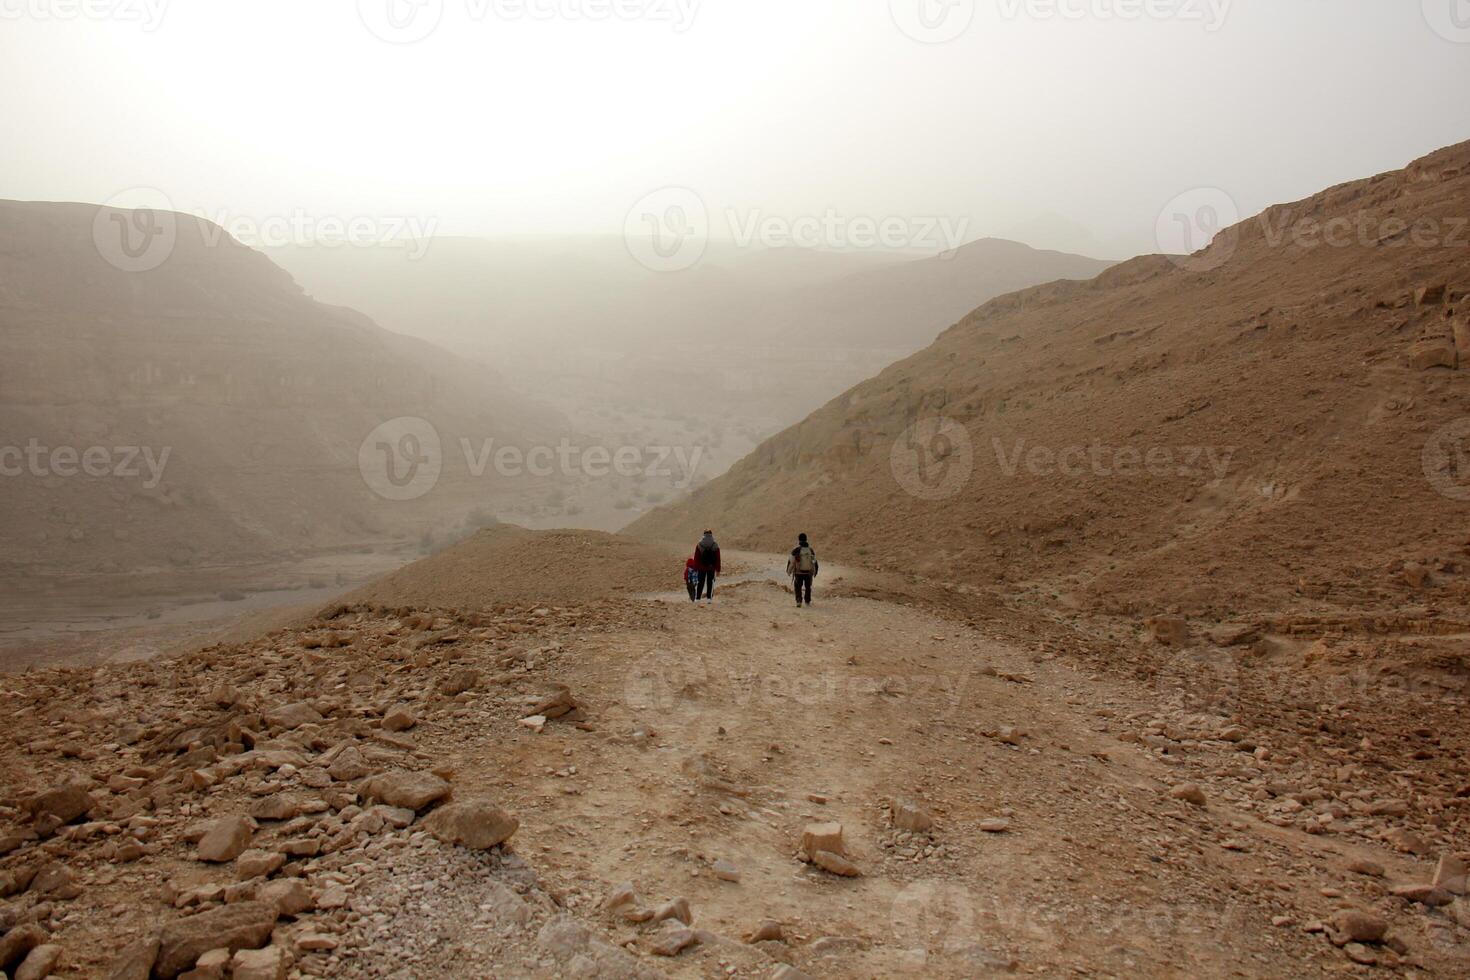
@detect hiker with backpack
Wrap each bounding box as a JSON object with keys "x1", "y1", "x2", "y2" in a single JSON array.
[
  {"x1": 787, "y1": 533, "x2": 819, "y2": 607},
  {"x1": 692, "y1": 530, "x2": 720, "y2": 604}
]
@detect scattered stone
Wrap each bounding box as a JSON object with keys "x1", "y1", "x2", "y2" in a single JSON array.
[
  {"x1": 653, "y1": 897, "x2": 693, "y2": 926},
  {"x1": 1390, "y1": 884, "x2": 1454, "y2": 907},
  {"x1": 746, "y1": 921, "x2": 785, "y2": 944},
  {"x1": 1385, "y1": 827, "x2": 1433, "y2": 856},
  {"x1": 1433, "y1": 853, "x2": 1468, "y2": 895},
  {"x1": 891, "y1": 799, "x2": 934, "y2": 833},
  {"x1": 518, "y1": 715, "x2": 547, "y2": 733},
  {"x1": 979, "y1": 818, "x2": 1011, "y2": 833},
  {"x1": 529, "y1": 685, "x2": 578, "y2": 719},
  {"x1": 771, "y1": 967, "x2": 812, "y2": 980},
  {"x1": 1416, "y1": 283, "x2": 1447, "y2": 306},
  {"x1": 235, "y1": 850, "x2": 286, "y2": 881},
  {"x1": 247, "y1": 795, "x2": 302, "y2": 822},
  {"x1": 326, "y1": 746, "x2": 370, "y2": 782},
  {"x1": 231, "y1": 945, "x2": 289, "y2": 980},
  {"x1": 1169, "y1": 783, "x2": 1207, "y2": 807},
  {"x1": 649, "y1": 926, "x2": 698, "y2": 957},
  {"x1": 255, "y1": 881, "x2": 313, "y2": 922},
  {"x1": 262, "y1": 702, "x2": 322, "y2": 730},
  {"x1": 1343, "y1": 943, "x2": 1377, "y2": 966},
  {"x1": 1145, "y1": 615, "x2": 1187, "y2": 646},
  {"x1": 422, "y1": 800, "x2": 519, "y2": 850},
  {"x1": 811, "y1": 850, "x2": 861, "y2": 877},
  {"x1": 1207, "y1": 622, "x2": 1257, "y2": 646},
  {"x1": 197, "y1": 816, "x2": 254, "y2": 863},
  {"x1": 1326, "y1": 909, "x2": 1387, "y2": 946},
  {"x1": 294, "y1": 933, "x2": 338, "y2": 953},
  {"x1": 182, "y1": 948, "x2": 231, "y2": 980},
  {"x1": 107, "y1": 936, "x2": 160, "y2": 980},
  {"x1": 1344, "y1": 858, "x2": 1385, "y2": 877},
  {"x1": 438, "y1": 668, "x2": 480, "y2": 696},
  {"x1": 382, "y1": 704, "x2": 417, "y2": 732},
  {"x1": 712, "y1": 859, "x2": 741, "y2": 883}
]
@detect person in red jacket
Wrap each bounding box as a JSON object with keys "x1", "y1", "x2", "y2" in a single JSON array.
[
  {"x1": 691, "y1": 530, "x2": 720, "y2": 604},
  {"x1": 684, "y1": 557, "x2": 699, "y2": 603}
]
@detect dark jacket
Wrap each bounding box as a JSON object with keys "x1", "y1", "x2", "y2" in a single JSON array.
[{"x1": 693, "y1": 535, "x2": 721, "y2": 574}]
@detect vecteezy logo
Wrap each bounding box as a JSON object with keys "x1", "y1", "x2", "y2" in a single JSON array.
[
  {"x1": 358, "y1": 0, "x2": 444, "y2": 43},
  {"x1": 1423, "y1": 417, "x2": 1470, "y2": 501},
  {"x1": 1155, "y1": 186, "x2": 1240, "y2": 273},
  {"x1": 624, "y1": 187, "x2": 708, "y2": 272},
  {"x1": 359, "y1": 417, "x2": 442, "y2": 501},
  {"x1": 1423, "y1": 0, "x2": 1470, "y2": 43},
  {"x1": 890, "y1": 0, "x2": 975, "y2": 43},
  {"x1": 890, "y1": 881, "x2": 980, "y2": 968},
  {"x1": 92, "y1": 187, "x2": 177, "y2": 273},
  {"x1": 890, "y1": 416, "x2": 974, "y2": 501}
]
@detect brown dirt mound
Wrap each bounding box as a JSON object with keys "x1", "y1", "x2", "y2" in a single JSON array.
[{"x1": 344, "y1": 524, "x2": 682, "y2": 609}]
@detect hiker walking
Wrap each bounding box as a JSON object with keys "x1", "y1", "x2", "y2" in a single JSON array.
[
  {"x1": 787, "y1": 532, "x2": 818, "y2": 607},
  {"x1": 692, "y1": 530, "x2": 720, "y2": 604},
  {"x1": 684, "y1": 556, "x2": 699, "y2": 603}
]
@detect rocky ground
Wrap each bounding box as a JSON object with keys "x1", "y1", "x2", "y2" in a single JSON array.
[{"x1": 1, "y1": 551, "x2": 1467, "y2": 978}]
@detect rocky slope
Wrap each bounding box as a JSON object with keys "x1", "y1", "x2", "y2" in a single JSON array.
[
  {"x1": 629, "y1": 140, "x2": 1470, "y2": 622},
  {"x1": 0, "y1": 201, "x2": 558, "y2": 592},
  {"x1": 0, "y1": 533, "x2": 1467, "y2": 977}
]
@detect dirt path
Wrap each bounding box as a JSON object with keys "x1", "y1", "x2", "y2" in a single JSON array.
[
  {"x1": 6, "y1": 551, "x2": 1465, "y2": 978},
  {"x1": 430, "y1": 560, "x2": 1459, "y2": 977}
]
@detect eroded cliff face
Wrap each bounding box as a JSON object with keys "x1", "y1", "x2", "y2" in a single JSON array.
[{"x1": 0, "y1": 202, "x2": 557, "y2": 587}]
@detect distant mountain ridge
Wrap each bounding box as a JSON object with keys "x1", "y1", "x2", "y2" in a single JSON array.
[{"x1": 0, "y1": 201, "x2": 557, "y2": 587}]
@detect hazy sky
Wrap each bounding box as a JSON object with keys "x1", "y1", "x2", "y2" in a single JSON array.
[{"x1": 4, "y1": 0, "x2": 1469, "y2": 258}]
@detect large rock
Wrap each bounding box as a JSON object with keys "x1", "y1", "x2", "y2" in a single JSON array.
[
  {"x1": 382, "y1": 704, "x2": 417, "y2": 732},
  {"x1": 800, "y1": 822, "x2": 845, "y2": 859},
  {"x1": 327, "y1": 745, "x2": 370, "y2": 782},
  {"x1": 156, "y1": 902, "x2": 279, "y2": 978},
  {"x1": 1433, "y1": 853, "x2": 1468, "y2": 895},
  {"x1": 811, "y1": 850, "x2": 862, "y2": 877},
  {"x1": 107, "y1": 936, "x2": 160, "y2": 980},
  {"x1": 262, "y1": 702, "x2": 322, "y2": 730},
  {"x1": 27, "y1": 785, "x2": 93, "y2": 825},
  {"x1": 422, "y1": 800, "x2": 518, "y2": 849},
  {"x1": 231, "y1": 945, "x2": 288, "y2": 980},
  {"x1": 360, "y1": 771, "x2": 450, "y2": 811},
  {"x1": 1326, "y1": 909, "x2": 1387, "y2": 946},
  {"x1": 1144, "y1": 615, "x2": 1188, "y2": 646},
  {"x1": 1410, "y1": 333, "x2": 1457, "y2": 371},
  {"x1": 14, "y1": 943, "x2": 63, "y2": 980},
  {"x1": 0, "y1": 925, "x2": 48, "y2": 973},
  {"x1": 256, "y1": 879, "x2": 314, "y2": 918},
  {"x1": 891, "y1": 799, "x2": 934, "y2": 833},
  {"x1": 197, "y1": 816, "x2": 254, "y2": 862}
]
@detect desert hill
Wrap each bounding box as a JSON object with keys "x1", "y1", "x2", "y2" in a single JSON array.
[
  {"x1": 0, "y1": 201, "x2": 559, "y2": 592},
  {"x1": 342, "y1": 524, "x2": 682, "y2": 610},
  {"x1": 629, "y1": 140, "x2": 1470, "y2": 621}
]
